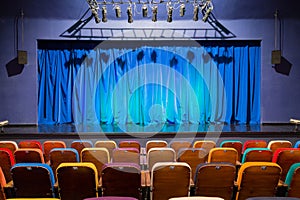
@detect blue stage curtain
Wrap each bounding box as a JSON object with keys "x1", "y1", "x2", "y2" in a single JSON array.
[{"x1": 38, "y1": 44, "x2": 260, "y2": 125}]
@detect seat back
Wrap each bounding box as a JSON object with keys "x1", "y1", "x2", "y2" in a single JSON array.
[
  {"x1": 11, "y1": 163, "x2": 55, "y2": 198},
  {"x1": 219, "y1": 140, "x2": 243, "y2": 161},
  {"x1": 177, "y1": 148, "x2": 208, "y2": 178},
  {"x1": 285, "y1": 163, "x2": 300, "y2": 198},
  {"x1": 151, "y1": 162, "x2": 191, "y2": 200},
  {"x1": 101, "y1": 163, "x2": 141, "y2": 199},
  {"x1": 241, "y1": 148, "x2": 273, "y2": 163},
  {"x1": 81, "y1": 147, "x2": 110, "y2": 179},
  {"x1": 272, "y1": 148, "x2": 300, "y2": 181},
  {"x1": 194, "y1": 163, "x2": 236, "y2": 200},
  {"x1": 147, "y1": 148, "x2": 176, "y2": 171},
  {"x1": 71, "y1": 140, "x2": 93, "y2": 155},
  {"x1": 49, "y1": 148, "x2": 79, "y2": 177},
  {"x1": 236, "y1": 162, "x2": 282, "y2": 200},
  {"x1": 119, "y1": 141, "x2": 141, "y2": 153},
  {"x1": 146, "y1": 140, "x2": 168, "y2": 153},
  {"x1": 169, "y1": 141, "x2": 192, "y2": 156},
  {"x1": 56, "y1": 162, "x2": 98, "y2": 200},
  {"x1": 112, "y1": 148, "x2": 140, "y2": 165},
  {"x1": 193, "y1": 140, "x2": 216, "y2": 152},
  {"x1": 242, "y1": 140, "x2": 267, "y2": 153},
  {"x1": 18, "y1": 140, "x2": 42, "y2": 151},
  {"x1": 94, "y1": 140, "x2": 117, "y2": 157},
  {"x1": 208, "y1": 147, "x2": 238, "y2": 165},
  {"x1": 14, "y1": 148, "x2": 44, "y2": 163},
  {"x1": 294, "y1": 141, "x2": 300, "y2": 148},
  {"x1": 43, "y1": 141, "x2": 66, "y2": 162},
  {"x1": 0, "y1": 148, "x2": 15, "y2": 182},
  {"x1": 0, "y1": 167, "x2": 6, "y2": 200},
  {"x1": 267, "y1": 140, "x2": 292, "y2": 152},
  {"x1": 0, "y1": 141, "x2": 18, "y2": 153}
]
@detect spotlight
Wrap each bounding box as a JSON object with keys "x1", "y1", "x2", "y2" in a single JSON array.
[
  {"x1": 167, "y1": 5, "x2": 173, "y2": 23},
  {"x1": 142, "y1": 4, "x2": 148, "y2": 17},
  {"x1": 115, "y1": 5, "x2": 121, "y2": 18},
  {"x1": 102, "y1": 6, "x2": 107, "y2": 22},
  {"x1": 202, "y1": 7, "x2": 212, "y2": 22},
  {"x1": 91, "y1": 9, "x2": 101, "y2": 23},
  {"x1": 152, "y1": 6, "x2": 158, "y2": 22},
  {"x1": 179, "y1": 4, "x2": 185, "y2": 17},
  {"x1": 86, "y1": 0, "x2": 101, "y2": 23},
  {"x1": 193, "y1": 5, "x2": 199, "y2": 21},
  {"x1": 127, "y1": 5, "x2": 133, "y2": 23}
]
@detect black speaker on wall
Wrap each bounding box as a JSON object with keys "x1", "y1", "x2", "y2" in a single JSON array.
[{"x1": 273, "y1": 56, "x2": 292, "y2": 76}]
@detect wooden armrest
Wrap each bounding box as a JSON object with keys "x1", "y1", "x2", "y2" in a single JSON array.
[
  {"x1": 4, "y1": 181, "x2": 13, "y2": 188},
  {"x1": 141, "y1": 170, "x2": 151, "y2": 187}
]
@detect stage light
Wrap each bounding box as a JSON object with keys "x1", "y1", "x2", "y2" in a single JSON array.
[
  {"x1": 152, "y1": 6, "x2": 158, "y2": 22},
  {"x1": 115, "y1": 5, "x2": 121, "y2": 18},
  {"x1": 202, "y1": 7, "x2": 212, "y2": 22},
  {"x1": 167, "y1": 5, "x2": 173, "y2": 23},
  {"x1": 193, "y1": 5, "x2": 199, "y2": 21},
  {"x1": 179, "y1": 4, "x2": 185, "y2": 17},
  {"x1": 102, "y1": 6, "x2": 107, "y2": 22},
  {"x1": 86, "y1": 0, "x2": 101, "y2": 23},
  {"x1": 142, "y1": 4, "x2": 148, "y2": 17},
  {"x1": 127, "y1": 5, "x2": 133, "y2": 23}
]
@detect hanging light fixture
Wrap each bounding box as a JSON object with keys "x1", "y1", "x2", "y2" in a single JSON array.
[
  {"x1": 152, "y1": 5, "x2": 158, "y2": 22},
  {"x1": 179, "y1": 4, "x2": 185, "y2": 17},
  {"x1": 193, "y1": 5, "x2": 199, "y2": 21},
  {"x1": 142, "y1": 4, "x2": 148, "y2": 17},
  {"x1": 115, "y1": 5, "x2": 121, "y2": 18},
  {"x1": 167, "y1": 3, "x2": 173, "y2": 23},
  {"x1": 102, "y1": 6, "x2": 107, "y2": 22},
  {"x1": 127, "y1": 5, "x2": 133, "y2": 23}
]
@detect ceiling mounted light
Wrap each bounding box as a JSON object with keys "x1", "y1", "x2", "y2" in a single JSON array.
[
  {"x1": 201, "y1": 0, "x2": 213, "y2": 22},
  {"x1": 152, "y1": 6, "x2": 158, "y2": 22},
  {"x1": 142, "y1": 4, "x2": 148, "y2": 17},
  {"x1": 102, "y1": 6, "x2": 107, "y2": 22},
  {"x1": 86, "y1": 0, "x2": 101, "y2": 23},
  {"x1": 167, "y1": 4, "x2": 173, "y2": 23},
  {"x1": 193, "y1": 5, "x2": 199, "y2": 21},
  {"x1": 115, "y1": 5, "x2": 121, "y2": 18},
  {"x1": 127, "y1": 5, "x2": 133, "y2": 23},
  {"x1": 179, "y1": 4, "x2": 185, "y2": 17}
]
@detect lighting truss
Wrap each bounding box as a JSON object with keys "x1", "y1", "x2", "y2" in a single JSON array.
[{"x1": 85, "y1": 0, "x2": 214, "y2": 23}]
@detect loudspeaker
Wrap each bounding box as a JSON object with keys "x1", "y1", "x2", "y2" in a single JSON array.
[
  {"x1": 273, "y1": 56, "x2": 292, "y2": 76},
  {"x1": 17, "y1": 50, "x2": 28, "y2": 64},
  {"x1": 271, "y1": 50, "x2": 281, "y2": 64}
]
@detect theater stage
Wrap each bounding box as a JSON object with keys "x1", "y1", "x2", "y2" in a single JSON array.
[{"x1": 1, "y1": 123, "x2": 300, "y2": 147}]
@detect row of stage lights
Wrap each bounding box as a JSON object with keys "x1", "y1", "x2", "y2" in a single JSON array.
[{"x1": 86, "y1": 0, "x2": 213, "y2": 23}]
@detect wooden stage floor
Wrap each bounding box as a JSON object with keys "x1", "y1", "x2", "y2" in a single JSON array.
[{"x1": 1, "y1": 123, "x2": 300, "y2": 147}]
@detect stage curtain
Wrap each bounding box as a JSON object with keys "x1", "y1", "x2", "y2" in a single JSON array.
[{"x1": 38, "y1": 44, "x2": 260, "y2": 125}]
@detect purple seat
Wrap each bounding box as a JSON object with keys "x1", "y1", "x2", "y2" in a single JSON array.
[{"x1": 84, "y1": 197, "x2": 138, "y2": 200}]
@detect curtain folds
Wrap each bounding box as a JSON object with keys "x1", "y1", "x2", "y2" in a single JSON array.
[{"x1": 38, "y1": 44, "x2": 260, "y2": 125}]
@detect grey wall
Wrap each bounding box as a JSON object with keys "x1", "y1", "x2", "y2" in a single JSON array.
[{"x1": 0, "y1": 1, "x2": 299, "y2": 124}]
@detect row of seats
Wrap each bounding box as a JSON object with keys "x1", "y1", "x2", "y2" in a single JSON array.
[{"x1": 1, "y1": 161, "x2": 300, "y2": 200}]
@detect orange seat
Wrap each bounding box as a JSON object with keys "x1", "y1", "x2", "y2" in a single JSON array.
[
  {"x1": 0, "y1": 141, "x2": 18, "y2": 153},
  {"x1": 43, "y1": 141, "x2": 66, "y2": 162},
  {"x1": 14, "y1": 148, "x2": 44, "y2": 163},
  {"x1": 18, "y1": 140, "x2": 42, "y2": 151},
  {"x1": 0, "y1": 148, "x2": 15, "y2": 183},
  {"x1": 71, "y1": 140, "x2": 93, "y2": 155},
  {"x1": 119, "y1": 141, "x2": 141, "y2": 153}
]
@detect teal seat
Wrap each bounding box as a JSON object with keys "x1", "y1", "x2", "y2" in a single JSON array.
[
  {"x1": 241, "y1": 148, "x2": 273, "y2": 163},
  {"x1": 285, "y1": 162, "x2": 300, "y2": 197}
]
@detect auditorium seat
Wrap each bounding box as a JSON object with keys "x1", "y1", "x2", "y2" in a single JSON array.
[
  {"x1": 0, "y1": 141, "x2": 18, "y2": 153},
  {"x1": 147, "y1": 148, "x2": 176, "y2": 171},
  {"x1": 18, "y1": 140, "x2": 42, "y2": 151},
  {"x1": 293, "y1": 141, "x2": 300, "y2": 148},
  {"x1": 272, "y1": 148, "x2": 300, "y2": 181},
  {"x1": 169, "y1": 197, "x2": 225, "y2": 200},
  {"x1": 267, "y1": 140, "x2": 292, "y2": 153},
  {"x1": 150, "y1": 162, "x2": 191, "y2": 200},
  {"x1": 0, "y1": 148, "x2": 15, "y2": 183},
  {"x1": 94, "y1": 140, "x2": 117, "y2": 157},
  {"x1": 11, "y1": 163, "x2": 56, "y2": 198},
  {"x1": 84, "y1": 197, "x2": 138, "y2": 200},
  {"x1": 235, "y1": 162, "x2": 282, "y2": 200},
  {"x1": 193, "y1": 163, "x2": 236, "y2": 200},
  {"x1": 49, "y1": 148, "x2": 79, "y2": 178},
  {"x1": 145, "y1": 140, "x2": 168, "y2": 153},
  {"x1": 193, "y1": 140, "x2": 216, "y2": 152},
  {"x1": 118, "y1": 141, "x2": 141, "y2": 153},
  {"x1": 177, "y1": 148, "x2": 208, "y2": 178},
  {"x1": 242, "y1": 140, "x2": 268, "y2": 154},
  {"x1": 219, "y1": 140, "x2": 243, "y2": 162},
  {"x1": 14, "y1": 149, "x2": 44, "y2": 163},
  {"x1": 207, "y1": 147, "x2": 238, "y2": 166},
  {"x1": 43, "y1": 141, "x2": 66, "y2": 163},
  {"x1": 70, "y1": 140, "x2": 93, "y2": 155},
  {"x1": 241, "y1": 148, "x2": 273, "y2": 163},
  {"x1": 101, "y1": 163, "x2": 142, "y2": 199},
  {"x1": 112, "y1": 148, "x2": 140, "y2": 166},
  {"x1": 169, "y1": 141, "x2": 192, "y2": 156},
  {"x1": 285, "y1": 163, "x2": 300, "y2": 197},
  {"x1": 81, "y1": 147, "x2": 110, "y2": 179},
  {"x1": 56, "y1": 162, "x2": 98, "y2": 200}
]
